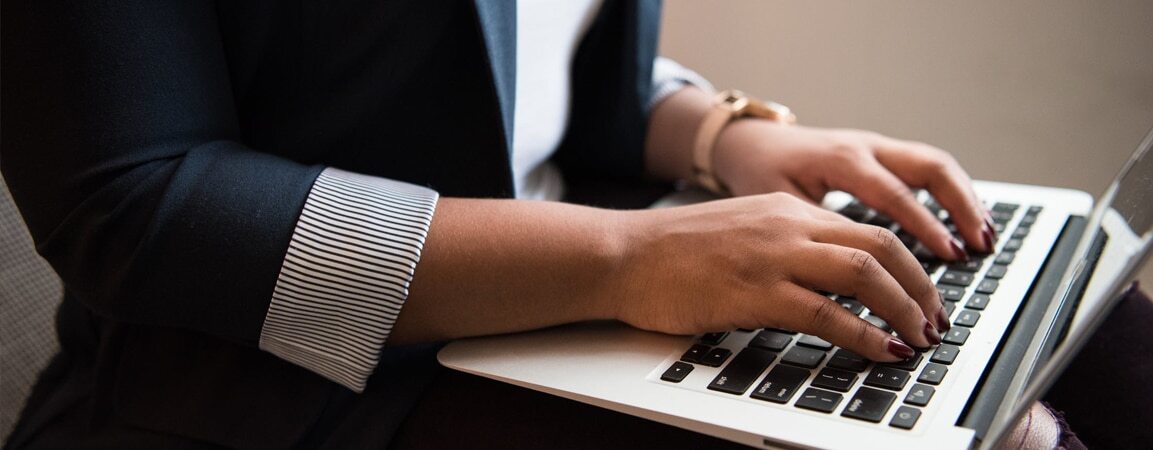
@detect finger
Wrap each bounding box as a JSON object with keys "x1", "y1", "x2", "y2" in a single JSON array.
[
  {"x1": 787, "y1": 241, "x2": 941, "y2": 349},
  {"x1": 811, "y1": 222, "x2": 953, "y2": 333},
  {"x1": 874, "y1": 139, "x2": 994, "y2": 253},
  {"x1": 837, "y1": 158, "x2": 966, "y2": 261},
  {"x1": 766, "y1": 282, "x2": 917, "y2": 362}
]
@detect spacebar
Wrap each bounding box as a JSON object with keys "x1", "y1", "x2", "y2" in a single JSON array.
[{"x1": 708, "y1": 348, "x2": 777, "y2": 395}]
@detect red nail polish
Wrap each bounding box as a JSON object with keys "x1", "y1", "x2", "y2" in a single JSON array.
[
  {"x1": 949, "y1": 238, "x2": 969, "y2": 262},
  {"x1": 982, "y1": 227, "x2": 995, "y2": 253},
  {"x1": 887, "y1": 338, "x2": 916, "y2": 359},
  {"x1": 923, "y1": 321, "x2": 942, "y2": 346},
  {"x1": 936, "y1": 306, "x2": 952, "y2": 332}
]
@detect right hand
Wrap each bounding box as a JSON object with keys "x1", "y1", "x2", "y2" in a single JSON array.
[{"x1": 609, "y1": 192, "x2": 950, "y2": 362}]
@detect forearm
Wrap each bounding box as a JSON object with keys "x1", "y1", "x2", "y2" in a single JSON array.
[
  {"x1": 388, "y1": 198, "x2": 626, "y2": 345},
  {"x1": 644, "y1": 86, "x2": 714, "y2": 181}
]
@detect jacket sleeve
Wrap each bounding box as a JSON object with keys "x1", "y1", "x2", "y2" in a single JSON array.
[{"x1": 0, "y1": 0, "x2": 435, "y2": 392}]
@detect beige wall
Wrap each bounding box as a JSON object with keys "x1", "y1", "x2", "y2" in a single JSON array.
[{"x1": 660, "y1": 0, "x2": 1153, "y2": 287}]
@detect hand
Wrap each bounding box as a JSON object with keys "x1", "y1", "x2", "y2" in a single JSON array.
[
  {"x1": 611, "y1": 193, "x2": 950, "y2": 362},
  {"x1": 712, "y1": 121, "x2": 995, "y2": 260}
]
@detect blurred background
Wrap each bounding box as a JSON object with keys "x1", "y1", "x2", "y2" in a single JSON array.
[{"x1": 660, "y1": 0, "x2": 1153, "y2": 286}]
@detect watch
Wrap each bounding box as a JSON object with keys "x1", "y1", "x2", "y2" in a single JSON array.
[{"x1": 691, "y1": 90, "x2": 796, "y2": 196}]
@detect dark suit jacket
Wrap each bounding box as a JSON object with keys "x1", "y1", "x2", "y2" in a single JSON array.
[{"x1": 1, "y1": 1, "x2": 661, "y2": 448}]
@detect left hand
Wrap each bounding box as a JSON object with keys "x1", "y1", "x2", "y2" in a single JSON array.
[{"x1": 712, "y1": 120, "x2": 995, "y2": 260}]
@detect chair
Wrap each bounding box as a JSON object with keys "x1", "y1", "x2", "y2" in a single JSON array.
[{"x1": 0, "y1": 174, "x2": 63, "y2": 443}]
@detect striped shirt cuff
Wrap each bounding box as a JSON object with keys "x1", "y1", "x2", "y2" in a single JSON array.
[
  {"x1": 260, "y1": 168, "x2": 439, "y2": 392},
  {"x1": 649, "y1": 56, "x2": 716, "y2": 110}
]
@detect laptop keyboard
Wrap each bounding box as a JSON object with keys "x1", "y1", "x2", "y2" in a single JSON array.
[{"x1": 656, "y1": 198, "x2": 1042, "y2": 430}]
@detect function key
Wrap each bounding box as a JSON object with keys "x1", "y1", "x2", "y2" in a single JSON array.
[
  {"x1": 827, "y1": 349, "x2": 871, "y2": 373},
  {"x1": 1020, "y1": 214, "x2": 1038, "y2": 226},
  {"x1": 781, "y1": 346, "x2": 827, "y2": 369},
  {"x1": 1011, "y1": 227, "x2": 1031, "y2": 239},
  {"x1": 842, "y1": 387, "x2": 897, "y2": 423},
  {"x1": 1003, "y1": 238, "x2": 1023, "y2": 252},
  {"x1": 708, "y1": 348, "x2": 776, "y2": 395},
  {"x1": 890, "y1": 405, "x2": 922, "y2": 430},
  {"x1": 931, "y1": 344, "x2": 961, "y2": 365},
  {"x1": 865, "y1": 366, "x2": 911, "y2": 391},
  {"x1": 989, "y1": 210, "x2": 1014, "y2": 224},
  {"x1": 904, "y1": 383, "x2": 936, "y2": 407},
  {"x1": 749, "y1": 330, "x2": 793, "y2": 352},
  {"x1": 917, "y1": 363, "x2": 948, "y2": 385},
  {"x1": 1027, "y1": 205, "x2": 1044, "y2": 215},
  {"x1": 811, "y1": 367, "x2": 859, "y2": 392},
  {"x1": 661, "y1": 362, "x2": 694, "y2": 383},
  {"x1": 751, "y1": 365, "x2": 810, "y2": 404},
  {"x1": 795, "y1": 388, "x2": 844, "y2": 414},
  {"x1": 680, "y1": 344, "x2": 710, "y2": 364},
  {"x1": 994, "y1": 251, "x2": 1016, "y2": 265},
  {"x1": 701, "y1": 347, "x2": 733, "y2": 367},
  {"x1": 700, "y1": 332, "x2": 729, "y2": 345}
]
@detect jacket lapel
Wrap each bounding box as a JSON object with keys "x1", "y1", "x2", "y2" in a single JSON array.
[{"x1": 472, "y1": 0, "x2": 516, "y2": 157}]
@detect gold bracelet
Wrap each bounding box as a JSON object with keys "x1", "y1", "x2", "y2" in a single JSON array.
[{"x1": 691, "y1": 90, "x2": 796, "y2": 196}]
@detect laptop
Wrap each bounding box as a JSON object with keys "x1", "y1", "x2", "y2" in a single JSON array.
[{"x1": 439, "y1": 127, "x2": 1153, "y2": 450}]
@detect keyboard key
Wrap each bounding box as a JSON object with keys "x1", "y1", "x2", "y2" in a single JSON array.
[
  {"x1": 954, "y1": 310, "x2": 981, "y2": 328},
  {"x1": 708, "y1": 348, "x2": 776, "y2": 395},
  {"x1": 700, "y1": 332, "x2": 729, "y2": 345},
  {"x1": 931, "y1": 344, "x2": 961, "y2": 365},
  {"x1": 1020, "y1": 214, "x2": 1038, "y2": 226},
  {"x1": 863, "y1": 314, "x2": 891, "y2": 332},
  {"x1": 841, "y1": 387, "x2": 897, "y2": 423},
  {"x1": 1027, "y1": 205, "x2": 1043, "y2": 215},
  {"x1": 835, "y1": 297, "x2": 865, "y2": 316},
  {"x1": 882, "y1": 353, "x2": 923, "y2": 371},
  {"x1": 749, "y1": 330, "x2": 793, "y2": 352},
  {"x1": 937, "y1": 285, "x2": 965, "y2": 302},
  {"x1": 1003, "y1": 238, "x2": 1023, "y2": 251},
  {"x1": 661, "y1": 362, "x2": 694, "y2": 383},
  {"x1": 797, "y1": 334, "x2": 833, "y2": 350},
  {"x1": 839, "y1": 201, "x2": 872, "y2": 222},
  {"x1": 948, "y1": 259, "x2": 984, "y2": 273},
  {"x1": 918, "y1": 363, "x2": 948, "y2": 385},
  {"x1": 943, "y1": 300, "x2": 957, "y2": 317},
  {"x1": 751, "y1": 365, "x2": 810, "y2": 404},
  {"x1": 781, "y1": 346, "x2": 827, "y2": 369},
  {"x1": 985, "y1": 264, "x2": 1008, "y2": 279},
  {"x1": 701, "y1": 347, "x2": 732, "y2": 367},
  {"x1": 976, "y1": 279, "x2": 1000, "y2": 294},
  {"x1": 890, "y1": 405, "x2": 922, "y2": 429},
  {"x1": 865, "y1": 366, "x2": 911, "y2": 391},
  {"x1": 1011, "y1": 226, "x2": 1030, "y2": 239},
  {"x1": 827, "y1": 349, "x2": 871, "y2": 372},
  {"x1": 943, "y1": 327, "x2": 971, "y2": 345},
  {"x1": 811, "y1": 367, "x2": 859, "y2": 392},
  {"x1": 795, "y1": 388, "x2": 843, "y2": 414},
  {"x1": 680, "y1": 344, "x2": 710, "y2": 364},
  {"x1": 904, "y1": 383, "x2": 935, "y2": 406},
  {"x1": 966, "y1": 294, "x2": 990, "y2": 310},
  {"x1": 989, "y1": 209, "x2": 1014, "y2": 224},
  {"x1": 939, "y1": 270, "x2": 975, "y2": 287},
  {"x1": 992, "y1": 202, "x2": 1019, "y2": 213},
  {"x1": 766, "y1": 327, "x2": 797, "y2": 335}
]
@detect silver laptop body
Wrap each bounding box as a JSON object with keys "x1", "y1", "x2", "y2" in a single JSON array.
[{"x1": 439, "y1": 128, "x2": 1153, "y2": 449}]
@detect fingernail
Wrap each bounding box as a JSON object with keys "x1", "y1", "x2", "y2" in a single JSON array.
[
  {"x1": 982, "y1": 226, "x2": 995, "y2": 253},
  {"x1": 923, "y1": 320, "x2": 942, "y2": 346},
  {"x1": 936, "y1": 306, "x2": 952, "y2": 332},
  {"x1": 949, "y1": 238, "x2": 969, "y2": 262},
  {"x1": 984, "y1": 213, "x2": 1000, "y2": 239},
  {"x1": 887, "y1": 338, "x2": 916, "y2": 359}
]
